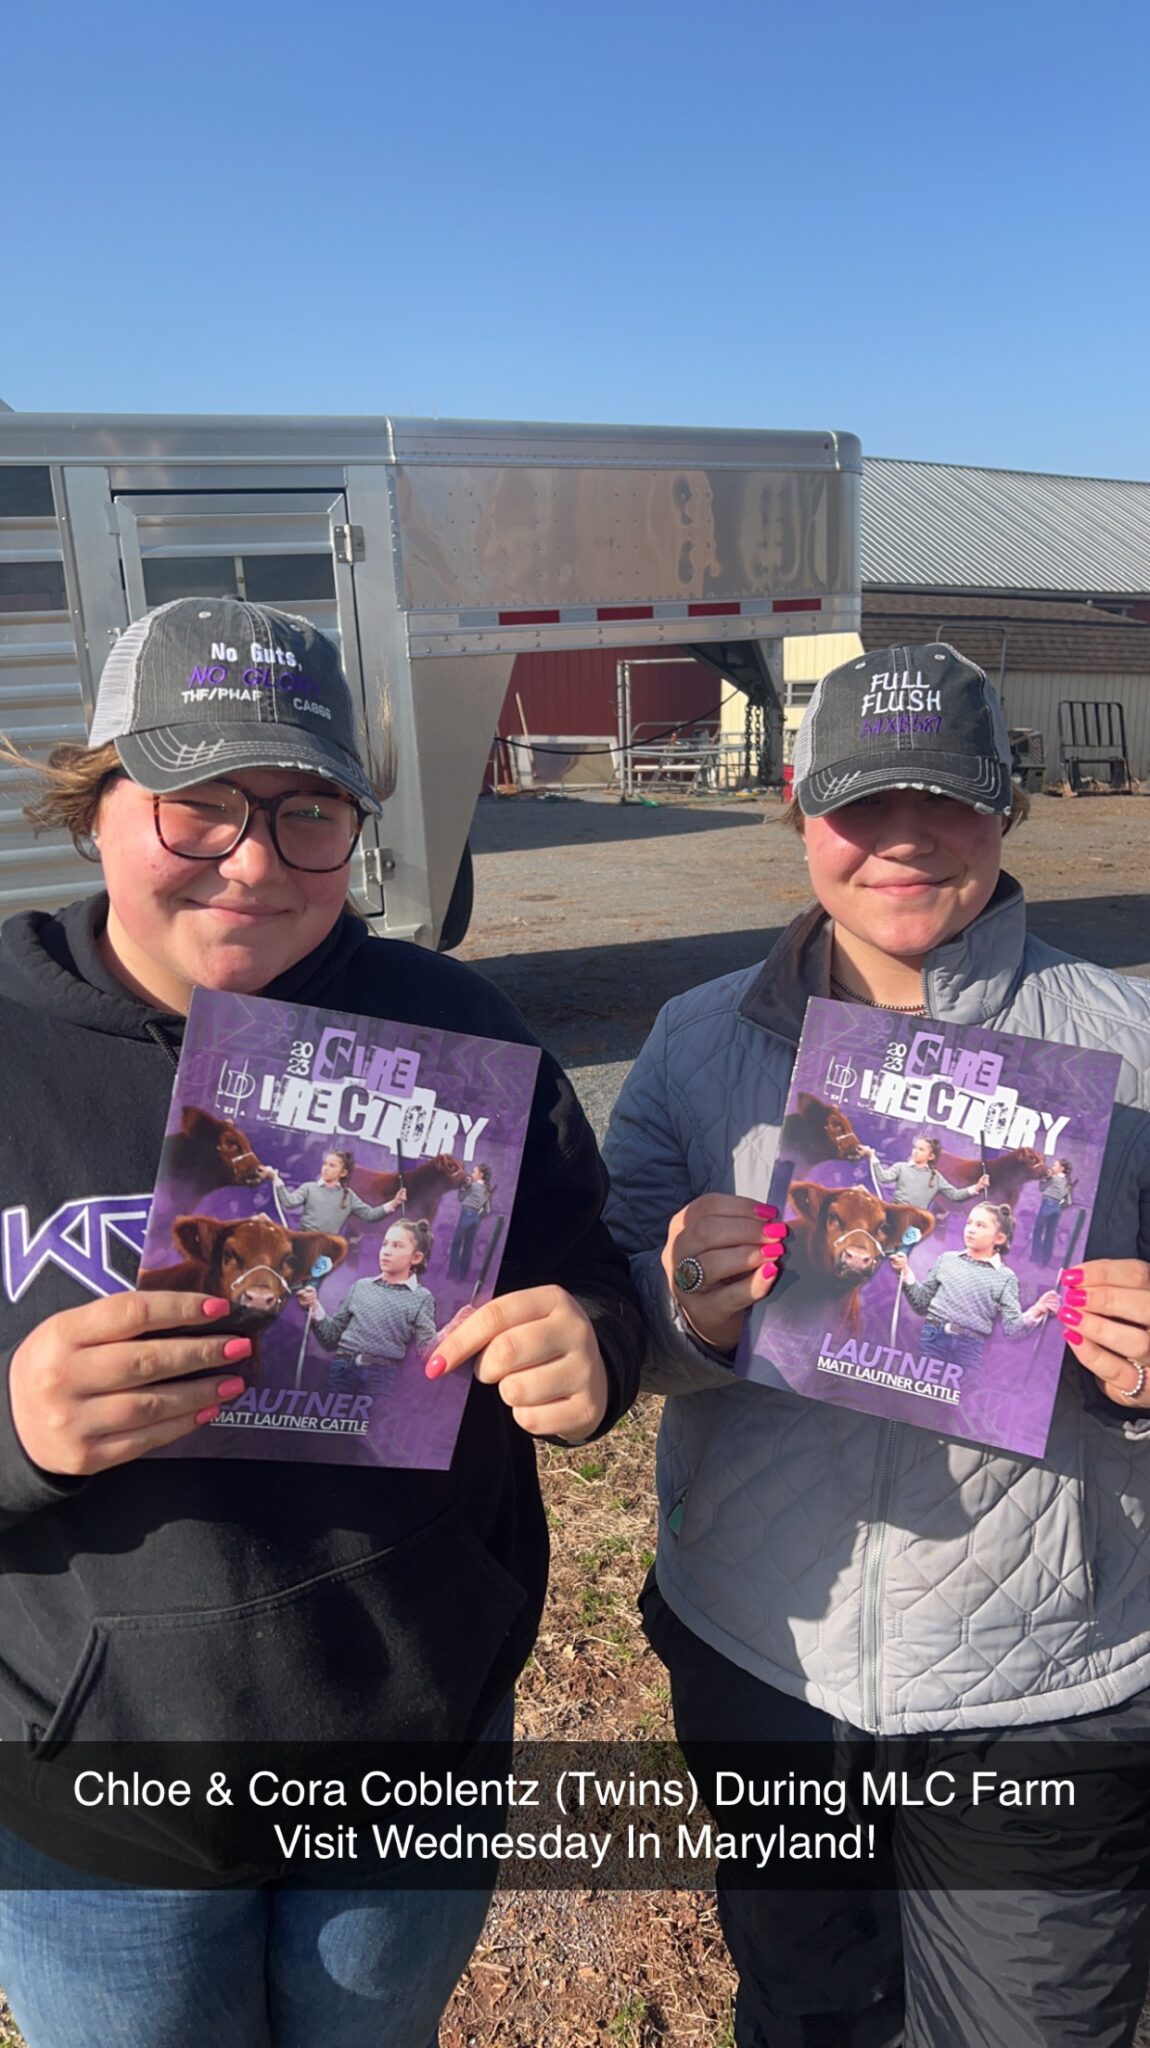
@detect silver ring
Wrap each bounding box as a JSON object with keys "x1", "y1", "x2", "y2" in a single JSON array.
[
  {"x1": 1118, "y1": 1361, "x2": 1147, "y2": 1402},
  {"x1": 674, "y1": 1255, "x2": 706, "y2": 1295}
]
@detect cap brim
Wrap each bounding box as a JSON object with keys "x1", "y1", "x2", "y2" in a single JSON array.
[
  {"x1": 797, "y1": 754, "x2": 1013, "y2": 819},
  {"x1": 115, "y1": 725, "x2": 383, "y2": 815}
]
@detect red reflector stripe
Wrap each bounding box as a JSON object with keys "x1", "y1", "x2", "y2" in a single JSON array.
[
  {"x1": 687, "y1": 602, "x2": 741, "y2": 617},
  {"x1": 497, "y1": 609, "x2": 562, "y2": 625},
  {"x1": 772, "y1": 598, "x2": 822, "y2": 613},
  {"x1": 596, "y1": 605, "x2": 655, "y2": 620}
]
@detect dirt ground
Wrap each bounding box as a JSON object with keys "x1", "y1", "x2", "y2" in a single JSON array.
[{"x1": 2, "y1": 790, "x2": 1148, "y2": 2048}]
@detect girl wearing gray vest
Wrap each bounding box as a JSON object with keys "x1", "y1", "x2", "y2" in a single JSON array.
[{"x1": 604, "y1": 642, "x2": 1150, "y2": 2048}]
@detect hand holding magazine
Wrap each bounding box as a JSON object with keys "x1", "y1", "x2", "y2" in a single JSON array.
[
  {"x1": 737, "y1": 999, "x2": 1120, "y2": 1457},
  {"x1": 138, "y1": 988, "x2": 540, "y2": 1468}
]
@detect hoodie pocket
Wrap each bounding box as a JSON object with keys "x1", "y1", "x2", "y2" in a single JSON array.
[{"x1": 27, "y1": 1509, "x2": 527, "y2": 1753}]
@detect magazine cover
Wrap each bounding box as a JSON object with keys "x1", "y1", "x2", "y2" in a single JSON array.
[
  {"x1": 737, "y1": 999, "x2": 1120, "y2": 1457},
  {"x1": 138, "y1": 989, "x2": 540, "y2": 1468}
]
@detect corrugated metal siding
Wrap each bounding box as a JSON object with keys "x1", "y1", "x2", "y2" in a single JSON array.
[
  {"x1": 999, "y1": 672, "x2": 1150, "y2": 781},
  {"x1": 863, "y1": 459, "x2": 1150, "y2": 596},
  {"x1": 500, "y1": 646, "x2": 720, "y2": 745},
  {"x1": 781, "y1": 631, "x2": 864, "y2": 684}
]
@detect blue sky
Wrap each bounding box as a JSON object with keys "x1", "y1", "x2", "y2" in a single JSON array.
[{"x1": 5, "y1": 0, "x2": 1148, "y2": 479}]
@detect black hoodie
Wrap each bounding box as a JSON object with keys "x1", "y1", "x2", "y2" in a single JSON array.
[{"x1": 0, "y1": 898, "x2": 641, "y2": 1874}]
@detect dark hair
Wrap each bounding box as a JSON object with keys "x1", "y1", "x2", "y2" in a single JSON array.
[
  {"x1": 319, "y1": 1148, "x2": 356, "y2": 1207},
  {"x1": 913, "y1": 1134, "x2": 942, "y2": 1168},
  {"x1": 474, "y1": 1163, "x2": 493, "y2": 1185},
  {"x1": 971, "y1": 1200, "x2": 1015, "y2": 1248},
  {"x1": 390, "y1": 1216, "x2": 433, "y2": 1271},
  {"x1": 1053, "y1": 1158, "x2": 1074, "y2": 1185}
]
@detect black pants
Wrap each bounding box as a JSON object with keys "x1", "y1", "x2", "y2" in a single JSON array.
[{"x1": 641, "y1": 1577, "x2": 1150, "y2": 2048}]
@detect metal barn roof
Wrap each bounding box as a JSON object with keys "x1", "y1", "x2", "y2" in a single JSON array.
[{"x1": 862, "y1": 458, "x2": 1150, "y2": 597}]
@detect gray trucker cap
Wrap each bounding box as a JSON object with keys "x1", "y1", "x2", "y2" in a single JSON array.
[
  {"x1": 793, "y1": 642, "x2": 1014, "y2": 818},
  {"x1": 87, "y1": 596, "x2": 381, "y2": 813}
]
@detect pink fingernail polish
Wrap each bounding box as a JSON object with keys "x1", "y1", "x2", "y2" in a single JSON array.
[
  {"x1": 222, "y1": 1338, "x2": 252, "y2": 1361},
  {"x1": 1064, "y1": 1334, "x2": 1083, "y2": 1349},
  {"x1": 202, "y1": 1298, "x2": 231, "y2": 1319},
  {"x1": 216, "y1": 1376, "x2": 246, "y2": 1399},
  {"x1": 761, "y1": 1263, "x2": 778, "y2": 1280},
  {"x1": 1061, "y1": 1268, "x2": 1084, "y2": 1285},
  {"x1": 1065, "y1": 1289, "x2": 1087, "y2": 1307},
  {"x1": 754, "y1": 1204, "x2": 777, "y2": 1220},
  {"x1": 1058, "y1": 1307, "x2": 1082, "y2": 1327},
  {"x1": 762, "y1": 1224, "x2": 788, "y2": 1241},
  {"x1": 425, "y1": 1355, "x2": 447, "y2": 1380},
  {"x1": 196, "y1": 1404, "x2": 221, "y2": 1426}
]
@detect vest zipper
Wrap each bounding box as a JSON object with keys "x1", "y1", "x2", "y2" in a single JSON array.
[{"x1": 859, "y1": 1420, "x2": 903, "y2": 1731}]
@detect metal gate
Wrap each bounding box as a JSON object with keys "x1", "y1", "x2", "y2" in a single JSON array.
[{"x1": 1057, "y1": 700, "x2": 1133, "y2": 795}]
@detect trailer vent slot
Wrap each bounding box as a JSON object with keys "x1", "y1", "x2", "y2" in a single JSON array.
[
  {"x1": 142, "y1": 553, "x2": 338, "y2": 608},
  {"x1": 0, "y1": 467, "x2": 55, "y2": 518},
  {"x1": 0, "y1": 561, "x2": 68, "y2": 614},
  {"x1": 244, "y1": 554, "x2": 336, "y2": 603},
  {"x1": 142, "y1": 558, "x2": 239, "y2": 606}
]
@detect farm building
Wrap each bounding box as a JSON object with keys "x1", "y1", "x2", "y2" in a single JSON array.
[
  {"x1": 860, "y1": 459, "x2": 1150, "y2": 787},
  {"x1": 501, "y1": 459, "x2": 1150, "y2": 790}
]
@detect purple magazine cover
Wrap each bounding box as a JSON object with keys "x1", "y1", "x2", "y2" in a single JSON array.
[
  {"x1": 737, "y1": 999, "x2": 1120, "y2": 1458},
  {"x1": 138, "y1": 989, "x2": 540, "y2": 1468}
]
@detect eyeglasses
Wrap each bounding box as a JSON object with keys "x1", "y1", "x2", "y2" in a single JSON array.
[{"x1": 152, "y1": 779, "x2": 366, "y2": 873}]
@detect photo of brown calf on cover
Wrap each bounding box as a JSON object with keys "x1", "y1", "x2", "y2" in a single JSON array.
[
  {"x1": 161, "y1": 1105, "x2": 268, "y2": 1201},
  {"x1": 779, "y1": 1181, "x2": 936, "y2": 1337},
  {"x1": 930, "y1": 1144, "x2": 1049, "y2": 1240},
  {"x1": 138, "y1": 1215, "x2": 348, "y2": 1375},
  {"x1": 348, "y1": 1153, "x2": 470, "y2": 1222},
  {"x1": 779, "y1": 1092, "x2": 868, "y2": 1170},
  {"x1": 339, "y1": 1154, "x2": 472, "y2": 1270}
]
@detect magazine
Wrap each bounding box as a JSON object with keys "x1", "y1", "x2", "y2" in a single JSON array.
[
  {"x1": 138, "y1": 989, "x2": 540, "y2": 1468},
  {"x1": 737, "y1": 999, "x2": 1120, "y2": 1457}
]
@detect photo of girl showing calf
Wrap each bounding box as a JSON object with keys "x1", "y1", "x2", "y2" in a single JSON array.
[
  {"x1": 890, "y1": 1199, "x2": 1062, "y2": 1373},
  {"x1": 300, "y1": 1217, "x2": 438, "y2": 1394},
  {"x1": 861, "y1": 1130, "x2": 989, "y2": 1207}
]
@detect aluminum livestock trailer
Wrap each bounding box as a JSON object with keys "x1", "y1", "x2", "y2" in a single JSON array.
[{"x1": 0, "y1": 415, "x2": 861, "y2": 944}]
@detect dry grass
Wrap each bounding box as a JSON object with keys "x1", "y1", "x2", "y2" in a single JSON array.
[{"x1": 439, "y1": 1396, "x2": 739, "y2": 2048}]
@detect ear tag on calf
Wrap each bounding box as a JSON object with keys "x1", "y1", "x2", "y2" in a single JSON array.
[
  {"x1": 310, "y1": 1255, "x2": 334, "y2": 1281},
  {"x1": 901, "y1": 1227, "x2": 922, "y2": 1248}
]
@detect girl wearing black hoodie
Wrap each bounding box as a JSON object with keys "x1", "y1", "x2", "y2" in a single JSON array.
[{"x1": 0, "y1": 596, "x2": 640, "y2": 2048}]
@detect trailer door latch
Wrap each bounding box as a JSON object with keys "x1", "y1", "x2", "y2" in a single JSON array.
[
  {"x1": 362, "y1": 847, "x2": 396, "y2": 887},
  {"x1": 333, "y1": 524, "x2": 366, "y2": 563}
]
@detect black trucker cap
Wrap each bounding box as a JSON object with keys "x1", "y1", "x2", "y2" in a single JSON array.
[
  {"x1": 87, "y1": 596, "x2": 381, "y2": 813},
  {"x1": 792, "y1": 642, "x2": 1014, "y2": 819}
]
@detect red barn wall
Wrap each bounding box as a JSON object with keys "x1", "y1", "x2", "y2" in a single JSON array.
[{"x1": 497, "y1": 646, "x2": 723, "y2": 743}]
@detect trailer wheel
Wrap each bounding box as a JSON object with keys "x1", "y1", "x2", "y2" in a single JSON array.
[{"x1": 437, "y1": 842, "x2": 474, "y2": 952}]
